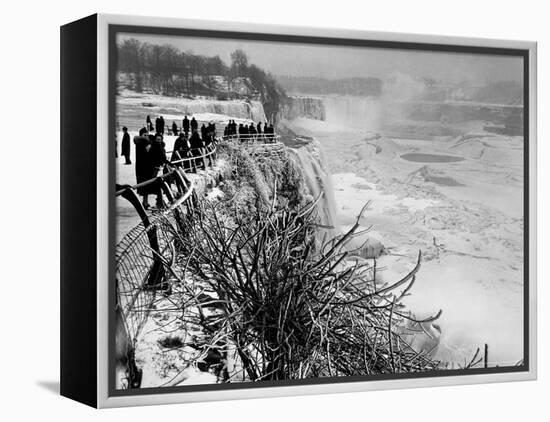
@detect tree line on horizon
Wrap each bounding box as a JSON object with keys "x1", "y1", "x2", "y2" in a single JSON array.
[
  {"x1": 277, "y1": 74, "x2": 523, "y2": 106},
  {"x1": 277, "y1": 75, "x2": 384, "y2": 97},
  {"x1": 117, "y1": 39, "x2": 287, "y2": 121}
]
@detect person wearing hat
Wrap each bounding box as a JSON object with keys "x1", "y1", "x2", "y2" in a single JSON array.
[
  {"x1": 134, "y1": 127, "x2": 152, "y2": 208},
  {"x1": 182, "y1": 115, "x2": 190, "y2": 135},
  {"x1": 121, "y1": 126, "x2": 131, "y2": 165},
  {"x1": 190, "y1": 116, "x2": 198, "y2": 133},
  {"x1": 172, "y1": 132, "x2": 192, "y2": 171},
  {"x1": 189, "y1": 128, "x2": 205, "y2": 171},
  {"x1": 148, "y1": 133, "x2": 168, "y2": 209},
  {"x1": 159, "y1": 116, "x2": 165, "y2": 135}
]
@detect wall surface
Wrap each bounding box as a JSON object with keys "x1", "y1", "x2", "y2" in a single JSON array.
[{"x1": 1, "y1": 0, "x2": 547, "y2": 420}]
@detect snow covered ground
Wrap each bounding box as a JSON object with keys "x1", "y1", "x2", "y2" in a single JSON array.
[
  {"x1": 285, "y1": 117, "x2": 524, "y2": 368},
  {"x1": 116, "y1": 89, "x2": 265, "y2": 132}
]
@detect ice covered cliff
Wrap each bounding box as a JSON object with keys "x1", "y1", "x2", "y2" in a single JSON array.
[
  {"x1": 117, "y1": 89, "x2": 267, "y2": 123},
  {"x1": 288, "y1": 140, "x2": 337, "y2": 230},
  {"x1": 280, "y1": 96, "x2": 326, "y2": 121}
]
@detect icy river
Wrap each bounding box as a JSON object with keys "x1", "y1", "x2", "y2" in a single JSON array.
[
  {"x1": 284, "y1": 116, "x2": 525, "y2": 368},
  {"x1": 115, "y1": 88, "x2": 525, "y2": 370}
]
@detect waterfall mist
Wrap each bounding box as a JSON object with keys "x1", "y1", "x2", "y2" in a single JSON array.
[
  {"x1": 288, "y1": 144, "x2": 339, "y2": 236},
  {"x1": 323, "y1": 96, "x2": 383, "y2": 131},
  {"x1": 320, "y1": 74, "x2": 427, "y2": 132}
]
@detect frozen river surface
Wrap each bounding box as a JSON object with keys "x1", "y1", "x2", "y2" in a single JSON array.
[
  {"x1": 285, "y1": 117, "x2": 525, "y2": 368},
  {"x1": 401, "y1": 152, "x2": 465, "y2": 163}
]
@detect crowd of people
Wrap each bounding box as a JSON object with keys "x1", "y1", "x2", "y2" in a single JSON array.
[
  {"x1": 223, "y1": 120, "x2": 275, "y2": 141},
  {"x1": 117, "y1": 116, "x2": 218, "y2": 209},
  {"x1": 140, "y1": 114, "x2": 276, "y2": 142},
  {"x1": 171, "y1": 120, "x2": 217, "y2": 173},
  {"x1": 117, "y1": 114, "x2": 276, "y2": 209},
  {"x1": 145, "y1": 115, "x2": 167, "y2": 135}
]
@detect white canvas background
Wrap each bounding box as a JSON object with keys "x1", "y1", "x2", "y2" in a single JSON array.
[{"x1": 0, "y1": 0, "x2": 547, "y2": 420}]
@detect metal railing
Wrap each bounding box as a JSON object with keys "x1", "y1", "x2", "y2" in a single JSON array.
[
  {"x1": 114, "y1": 133, "x2": 279, "y2": 388},
  {"x1": 115, "y1": 144, "x2": 216, "y2": 281},
  {"x1": 169, "y1": 145, "x2": 217, "y2": 169},
  {"x1": 221, "y1": 133, "x2": 279, "y2": 145},
  {"x1": 115, "y1": 163, "x2": 197, "y2": 352},
  {"x1": 115, "y1": 144, "x2": 217, "y2": 389},
  {"x1": 118, "y1": 123, "x2": 218, "y2": 137}
]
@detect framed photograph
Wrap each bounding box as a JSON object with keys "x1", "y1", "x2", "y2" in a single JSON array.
[{"x1": 60, "y1": 14, "x2": 537, "y2": 408}]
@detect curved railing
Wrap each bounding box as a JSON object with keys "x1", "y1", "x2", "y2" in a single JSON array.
[
  {"x1": 221, "y1": 133, "x2": 280, "y2": 145},
  {"x1": 115, "y1": 143, "x2": 217, "y2": 389},
  {"x1": 115, "y1": 136, "x2": 274, "y2": 309},
  {"x1": 169, "y1": 144, "x2": 217, "y2": 168},
  {"x1": 114, "y1": 133, "x2": 279, "y2": 388},
  {"x1": 115, "y1": 163, "x2": 198, "y2": 366}
]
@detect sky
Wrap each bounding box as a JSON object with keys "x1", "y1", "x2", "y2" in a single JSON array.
[{"x1": 118, "y1": 33, "x2": 523, "y2": 86}]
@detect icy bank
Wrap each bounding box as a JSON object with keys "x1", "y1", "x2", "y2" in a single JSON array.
[
  {"x1": 282, "y1": 95, "x2": 383, "y2": 132},
  {"x1": 323, "y1": 95, "x2": 383, "y2": 131},
  {"x1": 118, "y1": 89, "x2": 267, "y2": 123},
  {"x1": 280, "y1": 96, "x2": 326, "y2": 121},
  {"x1": 288, "y1": 141, "x2": 338, "y2": 230}
]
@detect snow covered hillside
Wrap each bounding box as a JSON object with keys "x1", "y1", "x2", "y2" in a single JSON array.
[{"x1": 117, "y1": 89, "x2": 266, "y2": 131}]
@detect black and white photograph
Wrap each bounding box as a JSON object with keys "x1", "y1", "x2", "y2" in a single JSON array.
[
  {"x1": 113, "y1": 28, "x2": 527, "y2": 392},
  {"x1": 4, "y1": 0, "x2": 549, "y2": 417}
]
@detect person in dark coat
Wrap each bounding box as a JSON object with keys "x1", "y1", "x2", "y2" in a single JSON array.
[
  {"x1": 189, "y1": 130, "x2": 205, "y2": 171},
  {"x1": 146, "y1": 115, "x2": 153, "y2": 132},
  {"x1": 172, "y1": 133, "x2": 192, "y2": 171},
  {"x1": 203, "y1": 132, "x2": 212, "y2": 148},
  {"x1": 200, "y1": 124, "x2": 207, "y2": 142},
  {"x1": 159, "y1": 116, "x2": 165, "y2": 135},
  {"x1": 256, "y1": 121, "x2": 262, "y2": 134},
  {"x1": 134, "y1": 128, "x2": 152, "y2": 207},
  {"x1": 203, "y1": 125, "x2": 215, "y2": 166},
  {"x1": 190, "y1": 117, "x2": 198, "y2": 133},
  {"x1": 205, "y1": 123, "x2": 215, "y2": 146},
  {"x1": 148, "y1": 133, "x2": 168, "y2": 208},
  {"x1": 121, "y1": 126, "x2": 131, "y2": 164},
  {"x1": 171, "y1": 121, "x2": 178, "y2": 136},
  {"x1": 182, "y1": 116, "x2": 190, "y2": 135},
  {"x1": 249, "y1": 123, "x2": 257, "y2": 142},
  {"x1": 242, "y1": 124, "x2": 250, "y2": 143},
  {"x1": 189, "y1": 129, "x2": 204, "y2": 149},
  {"x1": 208, "y1": 122, "x2": 216, "y2": 138},
  {"x1": 150, "y1": 134, "x2": 167, "y2": 169}
]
